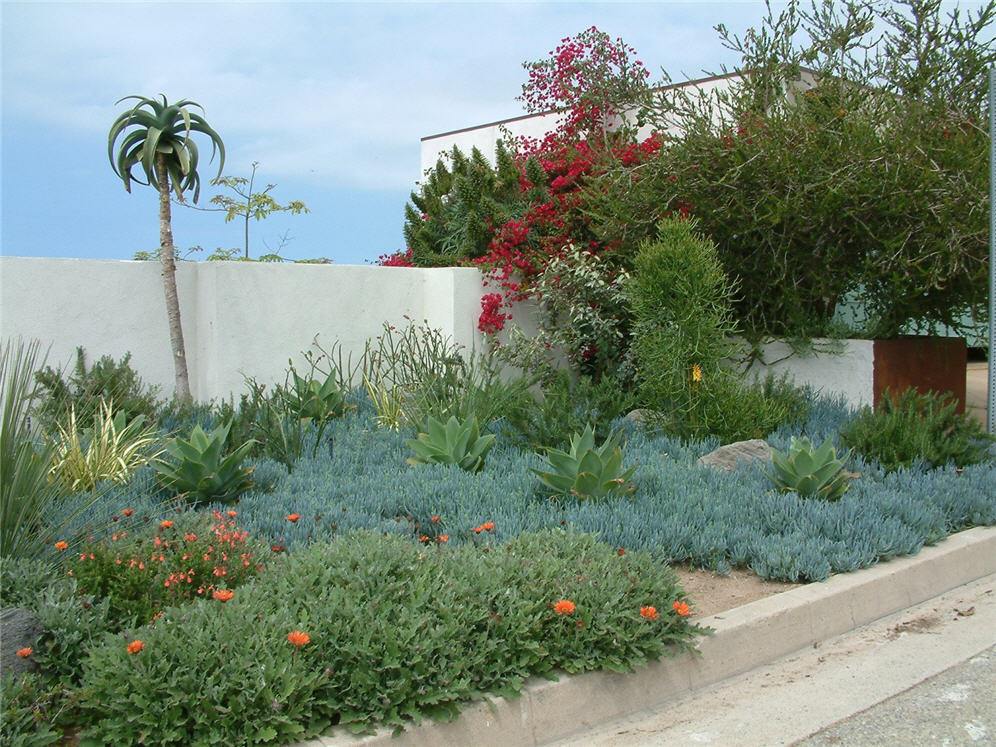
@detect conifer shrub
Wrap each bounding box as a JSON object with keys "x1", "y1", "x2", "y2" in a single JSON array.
[{"x1": 840, "y1": 388, "x2": 994, "y2": 472}]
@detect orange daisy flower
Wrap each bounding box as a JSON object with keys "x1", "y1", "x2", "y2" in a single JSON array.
[
  {"x1": 640, "y1": 606, "x2": 658, "y2": 620},
  {"x1": 287, "y1": 630, "x2": 310, "y2": 647},
  {"x1": 127, "y1": 640, "x2": 144, "y2": 654},
  {"x1": 16, "y1": 647, "x2": 32, "y2": 658},
  {"x1": 286, "y1": 514, "x2": 300, "y2": 522},
  {"x1": 159, "y1": 520, "x2": 173, "y2": 529},
  {"x1": 672, "y1": 601, "x2": 691, "y2": 617},
  {"x1": 553, "y1": 599, "x2": 576, "y2": 615},
  {"x1": 54, "y1": 541, "x2": 68, "y2": 551},
  {"x1": 213, "y1": 589, "x2": 234, "y2": 602}
]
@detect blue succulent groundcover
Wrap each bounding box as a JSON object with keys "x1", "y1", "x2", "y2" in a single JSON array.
[{"x1": 68, "y1": 394, "x2": 996, "y2": 584}]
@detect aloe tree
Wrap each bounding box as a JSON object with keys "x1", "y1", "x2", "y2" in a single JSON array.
[{"x1": 108, "y1": 95, "x2": 225, "y2": 401}]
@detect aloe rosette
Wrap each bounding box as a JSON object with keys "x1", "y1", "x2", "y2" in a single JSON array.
[
  {"x1": 154, "y1": 422, "x2": 256, "y2": 505},
  {"x1": 766, "y1": 435, "x2": 853, "y2": 501},
  {"x1": 406, "y1": 415, "x2": 495, "y2": 473},
  {"x1": 532, "y1": 425, "x2": 636, "y2": 500}
]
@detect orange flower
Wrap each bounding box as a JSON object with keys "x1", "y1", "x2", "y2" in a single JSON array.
[
  {"x1": 472, "y1": 526, "x2": 483, "y2": 534},
  {"x1": 481, "y1": 522, "x2": 495, "y2": 531},
  {"x1": 418, "y1": 535, "x2": 430, "y2": 543},
  {"x1": 54, "y1": 541, "x2": 68, "y2": 551},
  {"x1": 672, "y1": 601, "x2": 691, "y2": 617},
  {"x1": 227, "y1": 510, "x2": 237, "y2": 518},
  {"x1": 553, "y1": 599, "x2": 576, "y2": 615},
  {"x1": 640, "y1": 606, "x2": 658, "y2": 620},
  {"x1": 286, "y1": 514, "x2": 300, "y2": 522},
  {"x1": 122, "y1": 509, "x2": 133, "y2": 516},
  {"x1": 617, "y1": 548, "x2": 625, "y2": 556},
  {"x1": 271, "y1": 545, "x2": 285, "y2": 553},
  {"x1": 160, "y1": 520, "x2": 173, "y2": 529},
  {"x1": 692, "y1": 363, "x2": 703, "y2": 383},
  {"x1": 213, "y1": 589, "x2": 234, "y2": 602},
  {"x1": 287, "y1": 630, "x2": 310, "y2": 647},
  {"x1": 127, "y1": 640, "x2": 145, "y2": 654},
  {"x1": 16, "y1": 647, "x2": 32, "y2": 658},
  {"x1": 430, "y1": 515, "x2": 440, "y2": 523},
  {"x1": 437, "y1": 534, "x2": 449, "y2": 543}
]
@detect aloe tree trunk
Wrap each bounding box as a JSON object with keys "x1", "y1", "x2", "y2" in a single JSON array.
[{"x1": 157, "y1": 153, "x2": 192, "y2": 402}]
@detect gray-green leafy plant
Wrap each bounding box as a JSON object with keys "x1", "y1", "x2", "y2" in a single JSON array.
[
  {"x1": 153, "y1": 422, "x2": 255, "y2": 505},
  {"x1": 282, "y1": 368, "x2": 352, "y2": 425},
  {"x1": 406, "y1": 415, "x2": 496, "y2": 473},
  {"x1": 108, "y1": 94, "x2": 225, "y2": 400},
  {"x1": 532, "y1": 425, "x2": 636, "y2": 500},
  {"x1": 766, "y1": 435, "x2": 854, "y2": 500},
  {"x1": 208, "y1": 161, "x2": 310, "y2": 259}
]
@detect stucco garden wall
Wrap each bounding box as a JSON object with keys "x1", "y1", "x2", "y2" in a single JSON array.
[{"x1": 0, "y1": 257, "x2": 486, "y2": 402}]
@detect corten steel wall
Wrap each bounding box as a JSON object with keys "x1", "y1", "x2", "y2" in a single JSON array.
[{"x1": 0, "y1": 257, "x2": 486, "y2": 402}]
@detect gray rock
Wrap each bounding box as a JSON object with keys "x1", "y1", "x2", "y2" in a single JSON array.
[
  {"x1": 624, "y1": 409, "x2": 655, "y2": 427},
  {"x1": 0, "y1": 607, "x2": 43, "y2": 677},
  {"x1": 698, "y1": 439, "x2": 773, "y2": 471}
]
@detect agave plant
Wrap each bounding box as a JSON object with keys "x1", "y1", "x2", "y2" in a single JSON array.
[
  {"x1": 532, "y1": 425, "x2": 636, "y2": 500},
  {"x1": 766, "y1": 435, "x2": 854, "y2": 501},
  {"x1": 154, "y1": 422, "x2": 256, "y2": 506},
  {"x1": 283, "y1": 368, "x2": 352, "y2": 424},
  {"x1": 406, "y1": 414, "x2": 495, "y2": 473},
  {"x1": 48, "y1": 399, "x2": 164, "y2": 492}
]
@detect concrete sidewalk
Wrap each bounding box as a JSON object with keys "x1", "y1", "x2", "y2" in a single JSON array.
[
  {"x1": 307, "y1": 526, "x2": 996, "y2": 747},
  {"x1": 966, "y1": 362, "x2": 990, "y2": 427}
]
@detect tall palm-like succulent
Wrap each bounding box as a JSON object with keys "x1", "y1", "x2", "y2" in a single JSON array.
[{"x1": 108, "y1": 95, "x2": 225, "y2": 401}]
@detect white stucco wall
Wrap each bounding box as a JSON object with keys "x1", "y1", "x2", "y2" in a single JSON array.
[
  {"x1": 0, "y1": 257, "x2": 486, "y2": 403},
  {"x1": 744, "y1": 338, "x2": 875, "y2": 408}
]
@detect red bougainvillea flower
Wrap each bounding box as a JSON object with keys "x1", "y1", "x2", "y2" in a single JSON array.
[
  {"x1": 286, "y1": 514, "x2": 300, "y2": 523},
  {"x1": 554, "y1": 599, "x2": 576, "y2": 615},
  {"x1": 127, "y1": 640, "x2": 145, "y2": 654},
  {"x1": 159, "y1": 520, "x2": 173, "y2": 529},
  {"x1": 213, "y1": 589, "x2": 234, "y2": 602},
  {"x1": 673, "y1": 601, "x2": 691, "y2": 617},
  {"x1": 16, "y1": 647, "x2": 32, "y2": 658},
  {"x1": 54, "y1": 541, "x2": 68, "y2": 551},
  {"x1": 122, "y1": 509, "x2": 133, "y2": 516},
  {"x1": 287, "y1": 630, "x2": 310, "y2": 647},
  {"x1": 640, "y1": 606, "x2": 658, "y2": 620}
]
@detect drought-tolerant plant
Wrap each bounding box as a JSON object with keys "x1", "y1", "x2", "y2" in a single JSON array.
[
  {"x1": 75, "y1": 529, "x2": 701, "y2": 744},
  {"x1": 33, "y1": 347, "x2": 161, "y2": 435},
  {"x1": 282, "y1": 368, "x2": 352, "y2": 425},
  {"x1": 47, "y1": 400, "x2": 164, "y2": 492},
  {"x1": 840, "y1": 388, "x2": 994, "y2": 472},
  {"x1": 406, "y1": 414, "x2": 496, "y2": 473},
  {"x1": 153, "y1": 422, "x2": 256, "y2": 505},
  {"x1": 108, "y1": 94, "x2": 225, "y2": 400},
  {"x1": 63, "y1": 509, "x2": 265, "y2": 628},
  {"x1": 766, "y1": 435, "x2": 854, "y2": 501},
  {"x1": 532, "y1": 424, "x2": 636, "y2": 500}
]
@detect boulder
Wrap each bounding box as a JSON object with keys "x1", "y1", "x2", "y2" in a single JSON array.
[
  {"x1": 697, "y1": 439, "x2": 773, "y2": 472},
  {"x1": 0, "y1": 607, "x2": 43, "y2": 677}
]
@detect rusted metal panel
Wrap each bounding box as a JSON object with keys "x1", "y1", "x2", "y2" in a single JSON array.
[{"x1": 873, "y1": 337, "x2": 967, "y2": 413}]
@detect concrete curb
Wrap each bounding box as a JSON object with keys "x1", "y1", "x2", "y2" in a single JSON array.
[{"x1": 305, "y1": 525, "x2": 996, "y2": 747}]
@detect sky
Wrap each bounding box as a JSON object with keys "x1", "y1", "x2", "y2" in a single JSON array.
[{"x1": 1, "y1": 1, "x2": 984, "y2": 266}]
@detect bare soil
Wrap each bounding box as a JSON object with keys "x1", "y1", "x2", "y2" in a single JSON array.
[{"x1": 671, "y1": 564, "x2": 801, "y2": 620}]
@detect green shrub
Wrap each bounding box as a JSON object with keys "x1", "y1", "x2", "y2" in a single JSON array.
[
  {"x1": 766, "y1": 435, "x2": 854, "y2": 501},
  {"x1": 1, "y1": 672, "x2": 67, "y2": 746},
  {"x1": 500, "y1": 369, "x2": 636, "y2": 450},
  {"x1": 629, "y1": 219, "x2": 807, "y2": 443},
  {"x1": 153, "y1": 422, "x2": 256, "y2": 506},
  {"x1": 33, "y1": 347, "x2": 161, "y2": 435},
  {"x1": 406, "y1": 414, "x2": 496, "y2": 473},
  {"x1": 841, "y1": 388, "x2": 994, "y2": 472},
  {"x1": 532, "y1": 425, "x2": 636, "y2": 500},
  {"x1": 77, "y1": 529, "x2": 702, "y2": 743}
]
